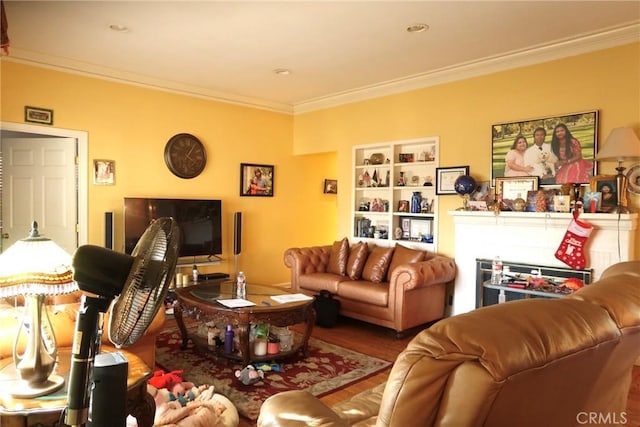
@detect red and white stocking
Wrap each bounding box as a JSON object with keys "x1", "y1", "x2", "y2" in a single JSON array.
[{"x1": 555, "y1": 212, "x2": 593, "y2": 270}]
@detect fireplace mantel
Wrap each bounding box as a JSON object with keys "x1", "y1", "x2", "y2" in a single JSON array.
[{"x1": 448, "y1": 211, "x2": 637, "y2": 316}]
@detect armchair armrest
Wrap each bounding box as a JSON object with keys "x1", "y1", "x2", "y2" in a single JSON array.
[
  {"x1": 258, "y1": 390, "x2": 349, "y2": 427},
  {"x1": 389, "y1": 255, "x2": 456, "y2": 291},
  {"x1": 284, "y1": 246, "x2": 332, "y2": 290}
]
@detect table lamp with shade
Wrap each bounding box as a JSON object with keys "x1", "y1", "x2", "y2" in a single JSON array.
[
  {"x1": 0, "y1": 221, "x2": 77, "y2": 397},
  {"x1": 595, "y1": 127, "x2": 640, "y2": 214}
]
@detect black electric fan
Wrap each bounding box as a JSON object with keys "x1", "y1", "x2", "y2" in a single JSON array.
[{"x1": 64, "y1": 217, "x2": 180, "y2": 427}]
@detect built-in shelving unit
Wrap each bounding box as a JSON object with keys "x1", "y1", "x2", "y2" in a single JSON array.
[{"x1": 352, "y1": 137, "x2": 440, "y2": 251}]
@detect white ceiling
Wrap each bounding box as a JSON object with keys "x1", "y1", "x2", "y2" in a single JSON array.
[{"x1": 3, "y1": 1, "x2": 640, "y2": 114}]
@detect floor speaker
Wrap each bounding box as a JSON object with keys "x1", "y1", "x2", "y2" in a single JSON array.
[
  {"x1": 104, "y1": 212, "x2": 114, "y2": 250},
  {"x1": 88, "y1": 352, "x2": 128, "y2": 427},
  {"x1": 233, "y1": 212, "x2": 242, "y2": 255}
]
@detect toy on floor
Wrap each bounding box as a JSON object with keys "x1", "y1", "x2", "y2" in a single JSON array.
[
  {"x1": 153, "y1": 385, "x2": 230, "y2": 427},
  {"x1": 254, "y1": 362, "x2": 281, "y2": 372},
  {"x1": 148, "y1": 369, "x2": 185, "y2": 390},
  {"x1": 234, "y1": 365, "x2": 264, "y2": 385}
]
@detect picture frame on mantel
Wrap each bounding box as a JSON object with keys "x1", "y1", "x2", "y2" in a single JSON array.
[
  {"x1": 491, "y1": 110, "x2": 598, "y2": 186},
  {"x1": 435, "y1": 166, "x2": 469, "y2": 195}
]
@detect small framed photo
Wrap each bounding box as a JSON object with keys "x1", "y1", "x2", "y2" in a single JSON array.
[
  {"x1": 495, "y1": 176, "x2": 539, "y2": 204},
  {"x1": 590, "y1": 175, "x2": 617, "y2": 212},
  {"x1": 240, "y1": 163, "x2": 274, "y2": 197},
  {"x1": 93, "y1": 159, "x2": 115, "y2": 185},
  {"x1": 435, "y1": 166, "x2": 469, "y2": 195},
  {"x1": 25, "y1": 106, "x2": 54, "y2": 125},
  {"x1": 324, "y1": 179, "x2": 337, "y2": 194},
  {"x1": 397, "y1": 200, "x2": 410, "y2": 213}
]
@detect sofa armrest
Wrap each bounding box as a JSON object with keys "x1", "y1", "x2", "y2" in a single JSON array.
[
  {"x1": 258, "y1": 390, "x2": 349, "y2": 427},
  {"x1": 389, "y1": 255, "x2": 456, "y2": 291},
  {"x1": 284, "y1": 246, "x2": 332, "y2": 290}
]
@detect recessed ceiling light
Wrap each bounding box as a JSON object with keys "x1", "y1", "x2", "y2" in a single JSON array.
[
  {"x1": 274, "y1": 68, "x2": 292, "y2": 76},
  {"x1": 109, "y1": 24, "x2": 129, "y2": 33},
  {"x1": 406, "y1": 23, "x2": 429, "y2": 33}
]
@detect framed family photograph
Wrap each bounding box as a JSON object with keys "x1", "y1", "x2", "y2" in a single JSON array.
[
  {"x1": 491, "y1": 110, "x2": 598, "y2": 186},
  {"x1": 93, "y1": 159, "x2": 115, "y2": 185},
  {"x1": 323, "y1": 179, "x2": 338, "y2": 194},
  {"x1": 240, "y1": 163, "x2": 274, "y2": 197},
  {"x1": 590, "y1": 175, "x2": 617, "y2": 212},
  {"x1": 435, "y1": 166, "x2": 469, "y2": 195}
]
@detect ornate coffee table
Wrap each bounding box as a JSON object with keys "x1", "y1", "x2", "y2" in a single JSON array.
[{"x1": 174, "y1": 281, "x2": 316, "y2": 365}]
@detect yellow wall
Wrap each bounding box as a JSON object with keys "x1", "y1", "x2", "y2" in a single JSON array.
[
  {"x1": 295, "y1": 42, "x2": 640, "y2": 260},
  {"x1": 1, "y1": 42, "x2": 638, "y2": 288},
  {"x1": 0, "y1": 61, "x2": 337, "y2": 284}
]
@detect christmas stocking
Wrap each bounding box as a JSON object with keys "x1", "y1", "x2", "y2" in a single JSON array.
[{"x1": 555, "y1": 211, "x2": 593, "y2": 269}]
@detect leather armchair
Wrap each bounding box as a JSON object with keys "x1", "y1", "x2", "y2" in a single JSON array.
[{"x1": 258, "y1": 261, "x2": 640, "y2": 427}]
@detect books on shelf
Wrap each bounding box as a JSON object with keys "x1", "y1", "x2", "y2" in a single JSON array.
[{"x1": 271, "y1": 293, "x2": 313, "y2": 304}]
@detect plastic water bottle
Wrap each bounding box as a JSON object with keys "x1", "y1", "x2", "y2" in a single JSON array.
[
  {"x1": 236, "y1": 271, "x2": 246, "y2": 299},
  {"x1": 224, "y1": 325, "x2": 234, "y2": 353},
  {"x1": 192, "y1": 264, "x2": 199, "y2": 283},
  {"x1": 491, "y1": 256, "x2": 503, "y2": 285}
]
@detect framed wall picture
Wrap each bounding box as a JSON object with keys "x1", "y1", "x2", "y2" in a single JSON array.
[
  {"x1": 240, "y1": 163, "x2": 274, "y2": 197},
  {"x1": 491, "y1": 110, "x2": 598, "y2": 186},
  {"x1": 590, "y1": 175, "x2": 617, "y2": 212},
  {"x1": 435, "y1": 166, "x2": 469, "y2": 195},
  {"x1": 323, "y1": 179, "x2": 337, "y2": 194},
  {"x1": 25, "y1": 106, "x2": 54, "y2": 125},
  {"x1": 93, "y1": 159, "x2": 115, "y2": 185}
]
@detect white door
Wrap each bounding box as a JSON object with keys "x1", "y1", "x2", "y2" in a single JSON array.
[{"x1": 2, "y1": 137, "x2": 78, "y2": 255}]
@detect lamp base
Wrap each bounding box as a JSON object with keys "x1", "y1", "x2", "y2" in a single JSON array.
[
  {"x1": 0, "y1": 363, "x2": 64, "y2": 398},
  {"x1": 609, "y1": 205, "x2": 631, "y2": 214}
]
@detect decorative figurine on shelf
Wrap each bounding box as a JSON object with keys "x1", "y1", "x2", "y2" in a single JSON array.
[
  {"x1": 535, "y1": 190, "x2": 547, "y2": 212},
  {"x1": 454, "y1": 175, "x2": 476, "y2": 211},
  {"x1": 394, "y1": 227, "x2": 403, "y2": 240},
  {"x1": 397, "y1": 171, "x2": 406, "y2": 186},
  {"x1": 421, "y1": 199, "x2": 431, "y2": 213},
  {"x1": 411, "y1": 192, "x2": 422, "y2": 213},
  {"x1": 423, "y1": 176, "x2": 433, "y2": 186}
]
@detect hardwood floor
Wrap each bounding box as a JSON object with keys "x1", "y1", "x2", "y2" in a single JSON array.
[{"x1": 226, "y1": 316, "x2": 639, "y2": 427}]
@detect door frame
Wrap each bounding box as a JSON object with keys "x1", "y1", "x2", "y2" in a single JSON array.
[{"x1": 1, "y1": 121, "x2": 88, "y2": 247}]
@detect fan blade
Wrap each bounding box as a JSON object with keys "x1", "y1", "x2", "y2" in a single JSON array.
[{"x1": 108, "y1": 217, "x2": 180, "y2": 347}]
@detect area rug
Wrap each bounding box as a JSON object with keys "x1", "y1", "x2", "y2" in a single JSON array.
[{"x1": 155, "y1": 325, "x2": 392, "y2": 420}]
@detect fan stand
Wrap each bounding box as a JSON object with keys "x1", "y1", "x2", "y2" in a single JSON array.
[{"x1": 64, "y1": 295, "x2": 114, "y2": 427}]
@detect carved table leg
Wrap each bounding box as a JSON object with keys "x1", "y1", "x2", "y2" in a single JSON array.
[
  {"x1": 300, "y1": 304, "x2": 316, "y2": 357},
  {"x1": 174, "y1": 301, "x2": 190, "y2": 349},
  {"x1": 128, "y1": 381, "x2": 155, "y2": 427}
]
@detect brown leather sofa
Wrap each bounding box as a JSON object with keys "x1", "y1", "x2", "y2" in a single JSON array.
[
  {"x1": 258, "y1": 260, "x2": 640, "y2": 427},
  {"x1": 284, "y1": 238, "x2": 456, "y2": 335},
  {"x1": 0, "y1": 291, "x2": 165, "y2": 368}
]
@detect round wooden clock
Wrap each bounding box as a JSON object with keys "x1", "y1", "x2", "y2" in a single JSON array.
[{"x1": 164, "y1": 133, "x2": 207, "y2": 179}]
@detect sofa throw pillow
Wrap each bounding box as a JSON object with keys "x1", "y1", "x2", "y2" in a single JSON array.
[
  {"x1": 346, "y1": 242, "x2": 369, "y2": 280},
  {"x1": 327, "y1": 237, "x2": 349, "y2": 276},
  {"x1": 362, "y1": 245, "x2": 395, "y2": 283},
  {"x1": 386, "y1": 244, "x2": 425, "y2": 281}
]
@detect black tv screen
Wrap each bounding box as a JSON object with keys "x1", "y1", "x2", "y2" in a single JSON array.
[{"x1": 124, "y1": 198, "x2": 222, "y2": 258}]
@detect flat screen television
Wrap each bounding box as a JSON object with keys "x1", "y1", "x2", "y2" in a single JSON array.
[{"x1": 124, "y1": 197, "x2": 222, "y2": 258}]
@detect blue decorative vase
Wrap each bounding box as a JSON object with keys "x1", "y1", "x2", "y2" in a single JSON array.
[{"x1": 411, "y1": 192, "x2": 422, "y2": 213}]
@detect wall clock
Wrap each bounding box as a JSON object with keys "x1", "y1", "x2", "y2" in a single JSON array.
[{"x1": 164, "y1": 133, "x2": 207, "y2": 179}]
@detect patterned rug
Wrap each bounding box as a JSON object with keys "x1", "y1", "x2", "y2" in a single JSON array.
[{"x1": 155, "y1": 325, "x2": 391, "y2": 420}]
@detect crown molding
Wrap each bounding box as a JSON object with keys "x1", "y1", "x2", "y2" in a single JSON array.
[
  {"x1": 293, "y1": 22, "x2": 640, "y2": 114},
  {"x1": 2, "y1": 50, "x2": 295, "y2": 114},
  {"x1": 3, "y1": 22, "x2": 638, "y2": 116}
]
